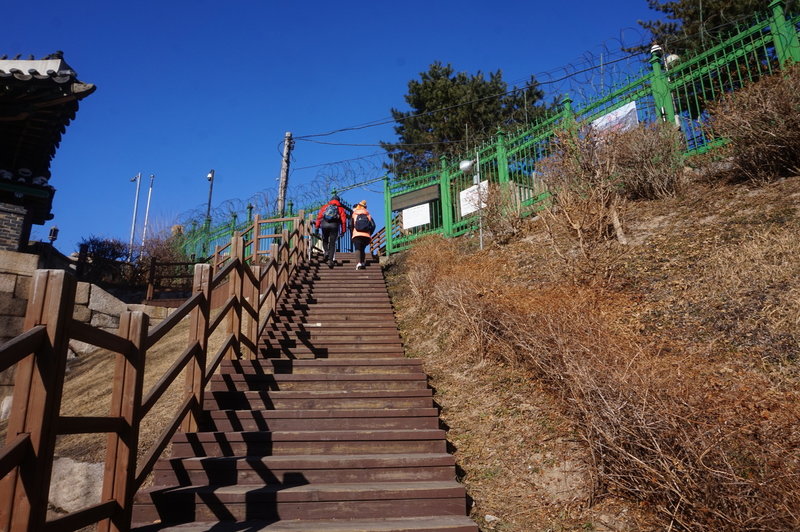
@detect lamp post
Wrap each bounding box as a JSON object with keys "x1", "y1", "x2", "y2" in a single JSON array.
[
  {"x1": 205, "y1": 169, "x2": 215, "y2": 228},
  {"x1": 48, "y1": 226, "x2": 59, "y2": 244},
  {"x1": 128, "y1": 172, "x2": 141, "y2": 262},
  {"x1": 141, "y1": 173, "x2": 155, "y2": 251},
  {"x1": 459, "y1": 152, "x2": 484, "y2": 250}
]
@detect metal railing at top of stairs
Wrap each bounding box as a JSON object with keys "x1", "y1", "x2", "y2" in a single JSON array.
[
  {"x1": 0, "y1": 218, "x2": 312, "y2": 531},
  {"x1": 383, "y1": 1, "x2": 800, "y2": 255}
]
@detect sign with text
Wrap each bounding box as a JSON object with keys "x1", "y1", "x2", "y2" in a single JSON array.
[
  {"x1": 591, "y1": 100, "x2": 638, "y2": 133},
  {"x1": 402, "y1": 203, "x2": 431, "y2": 229},
  {"x1": 459, "y1": 180, "x2": 488, "y2": 216}
]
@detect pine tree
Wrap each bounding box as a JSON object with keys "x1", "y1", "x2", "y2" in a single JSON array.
[
  {"x1": 638, "y1": 0, "x2": 796, "y2": 55},
  {"x1": 381, "y1": 62, "x2": 547, "y2": 176}
]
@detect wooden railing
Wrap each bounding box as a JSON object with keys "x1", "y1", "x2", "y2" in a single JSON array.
[
  {"x1": 0, "y1": 216, "x2": 310, "y2": 531},
  {"x1": 369, "y1": 226, "x2": 387, "y2": 256},
  {"x1": 146, "y1": 211, "x2": 308, "y2": 302}
]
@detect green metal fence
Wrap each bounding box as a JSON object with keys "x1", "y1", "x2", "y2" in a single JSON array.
[{"x1": 384, "y1": 0, "x2": 800, "y2": 255}]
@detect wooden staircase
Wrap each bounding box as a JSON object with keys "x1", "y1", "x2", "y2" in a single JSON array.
[{"x1": 131, "y1": 252, "x2": 477, "y2": 531}]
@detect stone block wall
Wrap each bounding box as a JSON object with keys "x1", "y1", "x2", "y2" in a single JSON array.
[
  {"x1": 0, "y1": 203, "x2": 29, "y2": 252},
  {"x1": 0, "y1": 249, "x2": 170, "y2": 420}
]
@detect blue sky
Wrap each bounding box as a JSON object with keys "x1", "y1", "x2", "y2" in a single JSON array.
[{"x1": 6, "y1": 0, "x2": 663, "y2": 254}]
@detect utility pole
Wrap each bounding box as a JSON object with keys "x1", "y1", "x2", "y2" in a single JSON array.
[{"x1": 277, "y1": 131, "x2": 293, "y2": 216}]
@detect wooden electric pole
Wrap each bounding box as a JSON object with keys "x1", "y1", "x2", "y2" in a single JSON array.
[{"x1": 277, "y1": 131, "x2": 293, "y2": 216}]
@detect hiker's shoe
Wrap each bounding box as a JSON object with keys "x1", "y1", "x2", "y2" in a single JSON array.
[
  {"x1": 328, "y1": 260, "x2": 335, "y2": 269},
  {"x1": 356, "y1": 263, "x2": 363, "y2": 270}
]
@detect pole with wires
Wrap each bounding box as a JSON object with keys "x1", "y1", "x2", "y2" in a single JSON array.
[
  {"x1": 128, "y1": 172, "x2": 141, "y2": 262},
  {"x1": 277, "y1": 132, "x2": 293, "y2": 216}
]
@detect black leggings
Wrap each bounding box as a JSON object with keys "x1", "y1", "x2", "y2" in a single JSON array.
[
  {"x1": 353, "y1": 236, "x2": 370, "y2": 264},
  {"x1": 322, "y1": 228, "x2": 339, "y2": 262}
]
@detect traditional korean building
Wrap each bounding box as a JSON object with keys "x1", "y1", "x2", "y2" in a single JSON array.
[{"x1": 0, "y1": 52, "x2": 95, "y2": 251}]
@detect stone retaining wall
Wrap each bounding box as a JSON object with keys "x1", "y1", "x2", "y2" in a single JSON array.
[{"x1": 0, "y1": 249, "x2": 170, "y2": 420}]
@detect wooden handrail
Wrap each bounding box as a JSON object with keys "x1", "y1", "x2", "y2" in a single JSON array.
[
  {"x1": 210, "y1": 258, "x2": 238, "y2": 290},
  {"x1": 140, "y1": 342, "x2": 200, "y2": 417},
  {"x1": 0, "y1": 218, "x2": 311, "y2": 531},
  {"x1": 0, "y1": 325, "x2": 46, "y2": 374},
  {"x1": 134, "y1": 395, "x2": 194, "y2": 492},
  {"x1": 203, "y1": 334, "x2": 237, "y2": 388},
  {"x1": 70, "y1": 320, "x2": 133, "y2": 356},
  {"x1": 145, "y1": 291, "x2": 204, "y2": 349},
  {"x1": 44, "y1": 500, "x2": 118, "y2": 532},
  {"x1": 56, "y1": 416, "x2": 127, "y2": 436},
  {"x1": 0, "y1": 434, "x2": 31, "y2": 480},
  {"x1": 209, "y1": 295, "x2": 237, "y2": 334}
]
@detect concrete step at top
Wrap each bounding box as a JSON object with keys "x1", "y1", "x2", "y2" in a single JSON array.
[
  {"x1": 134, "y1": 481, "x2": 467, "y2": 523},
  {"x1": 153, "y1": 452, "x2": 455, "y2": 486},
  {"x1": 220, "y1": 358, "x2": 421, "y2": 375},
  {"x1": 205, "y1": 389, "x2": 435, "y2": 411},
  {"x1": 202, "y1": 408, "x2": 440, "y2": 432},
  {"x1": 169, "y1": 430, "x2": 448, "y2": 457},
  {"x1": 131, "y1": 515, "x2": 478, "y2": 532}
]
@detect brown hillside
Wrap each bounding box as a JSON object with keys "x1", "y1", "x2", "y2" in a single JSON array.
[{"x1": 386, "y1": 173, "x2": 800, "y2": 531}]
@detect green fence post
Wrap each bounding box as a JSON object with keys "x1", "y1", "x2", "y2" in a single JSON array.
[
  {"x1": 383, "y1": 175, "x2": 394, "y2": 255},
  {"x1": 495, "y1": 128, "x2": 509, "y2": 185},
  {"x1": 649, "y1": 46, "x2": 677, "y2": 125},
  {"x1": 439, "y1": 155, "x2": 454, "y2": 237},
  {"x1": 560, "y1": 95, "x2": 575, "y2": 129},
  {"x1": 770, "y1": 0, "x2": 800, "y2": 65}
]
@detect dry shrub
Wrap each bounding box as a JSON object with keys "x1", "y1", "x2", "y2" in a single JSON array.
[
  {"x1": 538, "y1": 128, "x2": 630, "y2": 285},
  {"x1": 480, "y1": 183, "x2": 534, "y2": 246},
  {"x1": 612, "y1": 122, "x2": 686, "y2": 200},
  {"x1": 537, "y1": 123, "x2": 685, "y2": 285},
  {"x1": 398, "y1": 235, "x2": 800, "y2": 530},
  {"x1": 706, "y1": 64, "x2": 800, "y2": 184}
]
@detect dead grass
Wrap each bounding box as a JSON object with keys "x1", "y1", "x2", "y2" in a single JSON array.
[
  {"x1": 386, "y1": 174, "x2": 800, "y2": 531},
  {"x1": 55, "y1": 310, "x2": 229, "y2": 468}
]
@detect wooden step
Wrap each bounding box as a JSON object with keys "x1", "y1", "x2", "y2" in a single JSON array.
[
  {"x1": 202, "y1": 408, "x2": 439, "y2": 432},
  {"x1": 219, "y1": 359, "x2": 420, "y2": 375},
  {"x1": 153, "y1": 452, "x2": 454, "y2": 485},
  {"x1": 169, "y1": 430, "x2": 448, "y2": 457},
  {"x1": 205, "y1": 390, "x2": 435, "y2": 411},
  {"x1": 131, "y1": 514, "x2": 478, "y2": 531},
  {"x1": 134, "y1": 481, "x2": 467, "y2": 522},
  {"x1": 208, "y1": 373, "x2": 429, "y2": 392}
]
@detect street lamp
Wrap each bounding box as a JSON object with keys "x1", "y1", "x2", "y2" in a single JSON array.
[
  {"x1": 48, "y1": 226, "x2": 59, "y2": 244},
  {"x1": 459, "y1": 152, "x2": 484, "y2": 251},
  {"x1": 205, "y1": 169, "x2": 215, "y2": 227}
]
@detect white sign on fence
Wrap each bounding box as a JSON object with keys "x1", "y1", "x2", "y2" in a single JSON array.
[
  {"x1": 402, "y1": 203, "x2": 431, "y2": 229},
  {"x1": 459, "y1": 180, "x2": 489, "y2": 216},
  {"x1": 591, "y1": 100, "x2": 639, "y2": 133}
]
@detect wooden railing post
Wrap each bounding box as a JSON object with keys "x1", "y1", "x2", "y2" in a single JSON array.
[
  {"x1": 228, "y1": 234, "x2": 244, "y2": 359},
  {"x1": 145, "y1": 257, "x2": 156, "y2": 301},
  {"x1": 252, "y1": 214, "x2": 261, "y2": 262},
  {"x1": 182, "y1": 264, "x2": 211, "y2": 432},
  {"x1": 99, "y1": 310, "x2": 148, "y2": 532},
  {"x1": 0, "y1": 270, "x2": 75, "y2": 531},
  {"x1": 268, "y1": 243, "x2": 279, "y2": 314},
  {"x1": 296, "y1": 210, "x2": 307, "y2": 260},
  {"x1": 246, "y1": 265, "x2": 261, "y2": 360}
]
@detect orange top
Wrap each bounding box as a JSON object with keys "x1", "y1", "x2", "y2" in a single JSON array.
[{"x1": 351, "y1": 206, "x2": 373, "y2": 239}]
